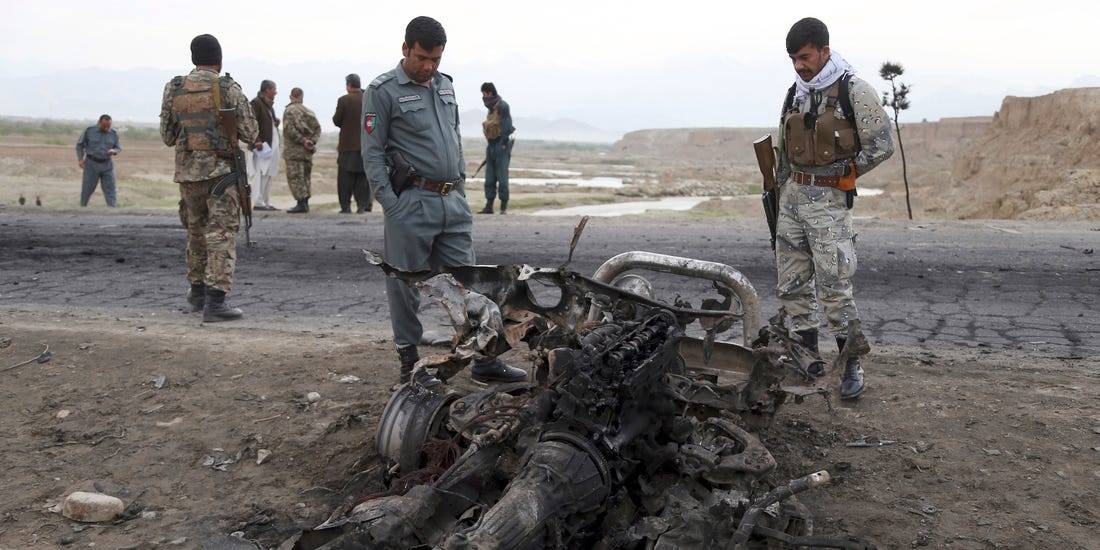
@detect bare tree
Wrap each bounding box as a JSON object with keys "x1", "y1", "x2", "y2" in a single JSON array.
[{"x1": 880, "y1": 61, "x2": 913, "y2": 220}]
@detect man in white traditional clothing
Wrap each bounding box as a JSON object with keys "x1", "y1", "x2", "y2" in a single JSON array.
[{"x1": 247, "y1": 79, "x2": 280, "y2": 210}]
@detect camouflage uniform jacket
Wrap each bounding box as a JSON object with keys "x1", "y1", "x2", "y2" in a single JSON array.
[
  {"x1": 282, "y1": 102, "x2": 322, "y2": 161},
  {"x1": 776, "y1": 75, "x2": 894, "y2": 184},
  {"x1": 159, "y1": 68, "x2": 258, "y2": 183}
]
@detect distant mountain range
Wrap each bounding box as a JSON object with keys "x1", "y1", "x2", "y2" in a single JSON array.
[{"x1": 0, "y1": 63, "x2": 620, "y2": 144}]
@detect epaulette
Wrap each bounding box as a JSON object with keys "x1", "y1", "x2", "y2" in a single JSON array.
[
  {"x1": 369, "y1": 73, "x2": 395, "y2": 89},
  {"x1": 439, "y1": 72, "x2": 453, "y2": 82}
]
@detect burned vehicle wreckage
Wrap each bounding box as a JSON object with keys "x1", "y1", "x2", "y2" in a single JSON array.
[{"x1": 285, "y1": 242, "x2": 875, "y2": 549}]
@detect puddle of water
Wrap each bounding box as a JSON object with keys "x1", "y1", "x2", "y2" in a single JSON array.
[
  {"x1": 531, "y1": 197, "x2": 713, "y2": 217},
  {"x1": 512, "y1": 167, "x2": 583, "y2": 177},
  {"x1": 468, "y1": 176, "x2": 623, "y2": 188}
]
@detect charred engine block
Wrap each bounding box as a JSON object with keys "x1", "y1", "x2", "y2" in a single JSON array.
[{"x1": 285, "y1": 252, "x2": 875, "y2": 550}]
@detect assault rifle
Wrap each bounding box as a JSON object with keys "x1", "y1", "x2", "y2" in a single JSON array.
[
  {"x1": 213, "y1": 76, "x2": 254, "y2": 246},
  {"x1": 753, "y1": 135, "x2": 779, "y2": 251}
]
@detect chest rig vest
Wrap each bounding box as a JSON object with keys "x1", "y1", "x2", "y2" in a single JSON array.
[
  {"x1": 782, "y1": 74, "x2": 860, "y2": 167},
  {"x1": 483, "y1": 106, "x2": 502, "y2": 141},
  {"x1": 170, "y1": 75, "x2": 231, "y2": 154}
]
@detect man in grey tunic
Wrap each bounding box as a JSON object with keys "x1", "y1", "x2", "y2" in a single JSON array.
[
  {"x1": 362, "y1": 16, "x2": 527, "y2": 385},
  {"x1": 774, "y1": 17, "x2": 894, "y2": 400},
  {"x1": 76, "y1": 114, "x2": 121, "y2": 207}
]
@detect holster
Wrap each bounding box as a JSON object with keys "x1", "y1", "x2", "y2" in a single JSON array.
[{"x1": 386, "y1": 150, "x2": 416, "y2": 195}]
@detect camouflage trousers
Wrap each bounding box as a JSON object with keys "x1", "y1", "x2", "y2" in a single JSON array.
[
  {"x1": 285, "y1": 159, "x2": 312, "y2": 200},
  {"x1": 774, "y1": 182, "x2": 859, "y2": 334},
  {"x1": 180, "y1": 177, "x2": 241, "y2": 292}
]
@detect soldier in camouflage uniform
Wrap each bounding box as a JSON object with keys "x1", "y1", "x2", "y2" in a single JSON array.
[
  {"x1": 159, "y1": 34, "x2": 259, "y2": 322},
  {"x1": 282, "y1": 87, "x2": 322, "y2": 213},
  {"x1": 775, "y1": 18, "x2": 894, "y2": 399}
]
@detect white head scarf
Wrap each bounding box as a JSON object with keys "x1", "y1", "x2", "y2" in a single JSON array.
[{"x1": 793, "y1": 49, "x2": 854, "y2": 102}]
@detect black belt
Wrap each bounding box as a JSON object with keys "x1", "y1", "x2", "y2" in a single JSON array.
[{"x1": 86, "y1": 155, "x2": 109, "y2": 162}]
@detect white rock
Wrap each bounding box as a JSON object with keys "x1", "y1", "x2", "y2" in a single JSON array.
[
  {"x1": 141, "y1": 510, "x2": 157, "y2": 519},
  {"x1": 306, "y1": 391, "x2": 322, "y2": 403},
  {"x1": 155, "y1": 417, "x2": 184, "y2": 428},
  {"x1": 56, "y1": 409, "x2": 71, "y2": 420},
  {"x1": 256, "y1": 449, "x2": 272, "y2": 465},
  {"x1": 169, "y1": 537, "x2": 188, "y2": 545},
  {"x1": 61, "y1": 491, "x2": 124, "y2": 523},
  {"x1": 335, "y1": 374, "x2": 361, "y2": 384}
]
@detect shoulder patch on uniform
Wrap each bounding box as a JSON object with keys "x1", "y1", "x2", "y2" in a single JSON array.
[
  {"x1": 397, "y1": 94, "x2": 422, "y2": 103},
  {"x1": 439, "y1": 72, "x2": 453, "y2": 82},
  {"x1": 364, "y1": 113, "x2": 377, "y2": 134},
  {"x1": 171, "y1": 76, "x2": 184, "y2": 88},
  {"x1": 437, "y1": 89, "x2": 454, "y2": 96},
  {"x1": 369, "y1": 73, "x2": 395, "y2": 89}
]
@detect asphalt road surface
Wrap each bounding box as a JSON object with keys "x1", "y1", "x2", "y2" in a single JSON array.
[{"x1": 2, "y1": 209, "x2": 1098, "y2": 357}]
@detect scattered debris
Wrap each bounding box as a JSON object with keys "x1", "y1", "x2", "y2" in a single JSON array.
[
  {"x1": 1, "y1": 343, "x2": 51, "y2": 372},
  {"x1": 983, "y1": 449, "x2": 1003, "y2": 456},
  {"x1": 141, "y1": 511, "x2": 157, "y2": 520},
  {"x1": 334, "y1": 374, "x2": 361, "y2": 384},
  {"x1": 61, "y1": 491, "x2": 125, "y2": 523},
  {"x1": 0, "y1": 336, "x2": 10, "y2": 349},
  {"x1": 847, "y1": 436, "x2": 897, "y2": 448},
  {"x1": 1059, "y1": 244, "x2": 1095, "y2": 254},
  {"x1": 153, "y1": 375, "x2": 167, "y2": 389},
  {"x1": 56, "y1": 409, "x2": 71, "y2": 420},
  {"x1": 256, "y1": 449, "x2": 272, "y2": 465}
]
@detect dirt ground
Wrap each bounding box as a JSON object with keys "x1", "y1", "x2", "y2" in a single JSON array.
[{"x1": 1, "y1": 306, "x2": 1097, "y2": 549}]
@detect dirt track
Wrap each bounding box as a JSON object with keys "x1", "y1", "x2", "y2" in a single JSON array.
[{"x1": 1, "y1": 209, "x2": 1099, "y2": 549}]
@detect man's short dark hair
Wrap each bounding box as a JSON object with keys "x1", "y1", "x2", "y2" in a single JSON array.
[
  {"x1": 290, "y1": 87, "x2": 303, "y2": 98},
  {"x1": 346, "y1": 73, "x2": 361, "y2": 88},
  {"x1": 259, "y1": 80, "x2": 276, "y2": 94},
  {"x1": 786, "y1": 17, "x2": 829, "y2": 54},
  {"x1": 405, "y1": 16, "x2": 446, "y2": 51},
  {"x1": 98, "y1": 114, "x2": 112, "y2": 122},
  {"x1": 480, "y1": 82, "x2": 497, "y2": 95}
]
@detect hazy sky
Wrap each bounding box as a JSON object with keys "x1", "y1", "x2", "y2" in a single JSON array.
[{"x1": 2, "y1": 1, "x2": 1097, "y2": 133}]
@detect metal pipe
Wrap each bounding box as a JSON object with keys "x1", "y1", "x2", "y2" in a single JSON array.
[{"x1": 588, "y1": 251, "x2": 762, "y2": 345}]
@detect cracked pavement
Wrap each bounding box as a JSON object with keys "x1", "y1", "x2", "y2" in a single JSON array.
[{"x1": 2, "y1": 210, "x2": 1097, "y2": 358}]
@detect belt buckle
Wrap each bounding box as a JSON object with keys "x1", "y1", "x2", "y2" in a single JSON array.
[{"x1": 439, "y1": 181, "x2": 453, "y2": 196}]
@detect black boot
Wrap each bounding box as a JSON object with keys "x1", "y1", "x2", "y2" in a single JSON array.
[
  {"x1": 187, "y1": 283, "x2": 205, "y2": 313},
  {"x1": 287, "y1": 198, "x2": 309, "y2": 213},
  {"x1": 397, "y1": 346, "x2": 439, "y2": 386},
  {"x1": 796, "y1": 328, "x2": 825, "y2": 377},
  {"x1": 470, "y1": 357, "x2": 528, "y2": 384},
  {"x1": 499, "y1": 201, "x2": 507, "y2": 215},
  {"x1": 477, "y1": 202, "x2": 493, "y2": 214},
  {"x1": 202, "y1": 289, "x2": 243, "y2": 322},
  {"x1": 836, "y1": 336, "x2": 865, "y2": 400}
]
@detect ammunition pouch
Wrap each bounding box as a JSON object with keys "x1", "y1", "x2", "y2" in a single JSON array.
[{"x1": 782, "y1": 79, "x2": 859, "y2": 167}]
